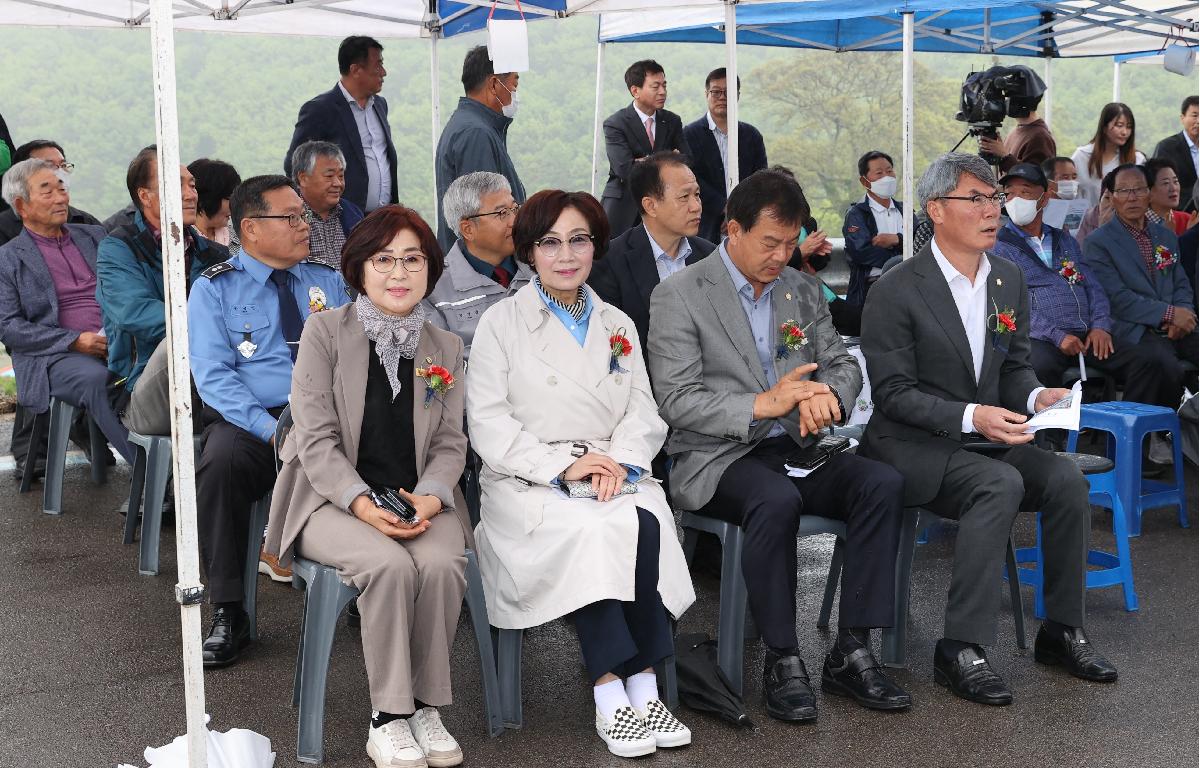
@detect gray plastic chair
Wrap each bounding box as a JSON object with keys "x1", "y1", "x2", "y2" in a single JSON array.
[
  {"x1": 244, "y1": 492, "x2": 271, "y2": 640},
  {"x1": 679, "y1": 511, "x2": 845, "y2": 696},
  {"x1": 122, "y1": 433, "x2": 173, "y2": 575},
  {"x1": 290, "y1": 550, "x2": 503, "y2": 764},
  {"x1": 27, "y1": 396, "x2": 107, "y2": 514}
]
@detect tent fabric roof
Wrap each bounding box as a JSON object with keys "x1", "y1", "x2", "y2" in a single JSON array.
[{"x1": 599, "y1": 0, "x2": 1199, "y2": 58}]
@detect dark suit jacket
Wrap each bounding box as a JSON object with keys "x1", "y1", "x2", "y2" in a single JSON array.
[
  {"x1": 602, "y1": 105, "x2": 690, "y2": 236},
  {"x1": 682, "y1": 116, "x2": 768, "y2": 243},
  {"x1": 284, "y1": 84, "x2": 398, "y2": 212},
  {"x1": 842, "y1": 197, "x2": 904, "y2": 307},
  {"x1": 859, "y1": 246, "x2": 1042, "y2": 506},
  {"x1": 1153, "y1": 132, "x2": 1197, "y2": 211},
  {"x1": 1084, "y1": 217, "x2": 1193, "y2": 345},
  {"x1": 587, "y1": 224, "x2": 712, "y2": 365}
]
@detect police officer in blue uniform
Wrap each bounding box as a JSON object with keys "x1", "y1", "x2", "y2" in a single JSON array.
[{"x1": 188, "y1": 175, "x2": 348, "y2": 667}]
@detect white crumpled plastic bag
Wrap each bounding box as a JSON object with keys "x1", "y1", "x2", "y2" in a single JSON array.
[{"x1": 118, "y1": 715, "x2": 276, "y2": 768}]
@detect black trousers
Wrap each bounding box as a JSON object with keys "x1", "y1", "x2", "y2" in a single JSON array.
[
  {"x1": 698, "y1": 437, "x2": 904, "y2": 652},
  {"x1": 573, "y1": 507, "x2": 673, "y2": 683},
  {"x1": 1029, "y1": 331, "x2": 1198, "y2": 409},
  {"x1": 196, "y1": 406, "x2": 280, "y2": 604}
]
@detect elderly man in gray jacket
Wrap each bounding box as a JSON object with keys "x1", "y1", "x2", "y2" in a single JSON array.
[
  {"x1": 424, "y1": 171, "x2": 531, "y2": 360},
  {"x1": 0, "y1": 158, "x2": 133, "y2": 463},
  {"x1": 649, "y1": 169, "x2": 908, "y2": 723}
]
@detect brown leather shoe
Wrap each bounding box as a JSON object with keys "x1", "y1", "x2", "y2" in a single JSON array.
[{"x1": 258, "y1": 550, "x2": 292, "y2": 583}]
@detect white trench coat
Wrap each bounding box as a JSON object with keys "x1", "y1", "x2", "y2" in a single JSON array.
[{"x1": 466, "y1": 283, "x2": 696, "y2": 630}]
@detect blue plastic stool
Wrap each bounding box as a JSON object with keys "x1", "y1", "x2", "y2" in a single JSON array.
[
  {"x1": 290, "y1": 551, "x2": 503, "y2": 764},
  {"x1": 1067, "y1": 402, "x2": 1188, "y2": 537},
  {"x1": 1013, "y1": 453, "x2": 1137, "y2": 615}
]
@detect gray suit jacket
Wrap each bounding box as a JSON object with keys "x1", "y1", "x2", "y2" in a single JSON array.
[
  {"x1": 1083, "y1": 217, "x2": 1193, "y2": 345},
  {"x1": 859, "y1": 245, "x2": 1042, "y2": 506},
  {"x1": 648, "y1": 248, "x2": 862, "y2": 512},
  {"x1": 0, "y1": 224, "x2": 106, "y2": 412}
]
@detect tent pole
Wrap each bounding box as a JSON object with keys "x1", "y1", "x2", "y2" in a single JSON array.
[
  {"x1": 1112, "y1": 60, "x2": 1121, "y2": 101},
  {"x1": 148, "y1": 0, "x2": 207, "y2": 765},
  {"x1": 902, "y1": 11, "x2": 914, "y2": 260},
  {"x1": 591, "y1": 38, "x2": 606, "y2": 198},
  {"x1": 1043, "y1": 56, "x2": 1052, "y2": 128},
  {"x1": 430, "y1": 28, "x2": 441, "y2": 223},
  {"x1": 724, "y1": 0, "x2": 739, "y2": 193}
]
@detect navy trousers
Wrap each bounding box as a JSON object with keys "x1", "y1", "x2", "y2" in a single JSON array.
[{"x1": 573, "y1": 506, "x2": 673, "y2": 682}]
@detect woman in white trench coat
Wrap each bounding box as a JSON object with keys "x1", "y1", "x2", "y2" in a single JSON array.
[{"x1": 466, "y1": 190, "x2": 696, "y2": 759}]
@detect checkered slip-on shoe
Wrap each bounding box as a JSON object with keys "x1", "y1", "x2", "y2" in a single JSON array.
[
  {"x1": 595, "y1": 706, "x2": 657, "y2": 758},
  {"x1": 634, "y1": 699, "x2": 692, "y2": 748}
]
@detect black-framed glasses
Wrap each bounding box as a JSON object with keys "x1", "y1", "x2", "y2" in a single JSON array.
[
  {"x1": 1113, "y1": 186, "x2": 1151, "y2": 200},
  {"x1": 56, "y1": 161, "x2": 75, "y2": 173},
  {"x1": 534, "y1": 233, "x2": 595, "y2": 258},
  {"x1": 935, "y1": 192, "x2": 1007, "y2": 209},
  {"x1": 707, "y1": 88, "x2": 728, "y2": 99},
  {"x1": 369, "y1": 253, "x2": 427, "y2": 274},
  {"x1": 464, "y1": 204, "x2": 520, "y2": 223},
  {"x1": 247, "y1": 211, "x2": 313, "y2": 229}
]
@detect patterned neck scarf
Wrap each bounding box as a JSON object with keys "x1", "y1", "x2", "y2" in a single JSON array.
[
  {"x1": 535, "y1": 277, "x2": 587, "y2": 320},
  {"x1": 356, "y1": 294, "x2": 425, "y2": 400}
]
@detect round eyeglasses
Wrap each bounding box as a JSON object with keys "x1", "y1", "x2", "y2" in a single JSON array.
[
  {"x1": 534, "y1": 233, "x2": 595, "y2": 259},
  {"x1": 369, "y1": 253, "x2": 427, "y2": 274}
]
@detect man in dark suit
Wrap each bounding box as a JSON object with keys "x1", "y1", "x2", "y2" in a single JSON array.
[
  {"x1": 602, "y1": 60, "x2": 690, "y2": 237},
  {"x1": 284, "y1": 36, "x2": 397, "y2": 213},
  {"x1": 1152, "y1": 95, "x2": 1198, "y2": 212},
  {"x1": 589, "y1": 152, "x2": 712, "y2": 365},
  {"x1": 682, "y1": 68, "x2": 768, "y2": 243},
  {"x1": 861, "y1": 152, "x2": 1118, "y2": 707}
]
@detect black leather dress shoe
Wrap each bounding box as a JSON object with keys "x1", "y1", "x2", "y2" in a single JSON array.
[
  {"x1": 202, "y1": 606, "x2": 252, "y2": 668},
  {"x1": 1034, "y1": 624, "x2": 1118, "y2": 682},
  {"x1": 821, "y1": 647, "x2": 912, "y2": 710},
  {"x1": 763, "y1": 650, "x2": 818, "y2": 722},
  {"x1": 933, "y1": 641, "x2": 1013, "y2": 706}
]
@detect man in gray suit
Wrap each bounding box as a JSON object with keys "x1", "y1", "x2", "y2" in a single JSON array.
[
  {"x1": 860, "y1": 153, "x2": 1118, "y2": 707},
  {"x1": 0, "y1": 159, "x2": 133, "y2": 463},
  {"x1": 649, "y1": 169, "x2": 910, "y2": 722}
]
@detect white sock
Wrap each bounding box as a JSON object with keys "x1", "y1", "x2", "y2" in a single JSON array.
[
  {"x1": 624, "y1": 671, "x2": 659, "y2": 711},
  {"x1": 593, "y1": 679, "x2": 631, "y2": 720}
]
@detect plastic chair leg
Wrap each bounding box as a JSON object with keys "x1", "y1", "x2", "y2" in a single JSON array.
[
  {"x1": 87, "y1": 416, "x2": 107, "y2": 484},
  {"x1": 464, "y1": 549, "x2": 504, "y2": 737},
  {"x1": 19, "y1": 411, "x2": 48, "y2": 494},
  {"x1": 42, "y1": 399, "x2": 75, "y2": 515},
  {"x1": 496, "y1": 628, "x2": 524, "y2": 729},
  {"x1": 1106, "y1": 489, "x2": 1139, "y2": 612},
  {"x1": 123, "y1": 444, "x2": 148, "y2": 546},
  {"x1": 658, "y1": 654, "x2": 679, "y2": 711},
  {"x1": 1005, "y1": 539, "x2": 1027, "y2": 649},
  {"x1": 138, "y1": 441, "x2": 173, "y2": 576},
  {"x1": 295, "y1": 567, "x2": 358, "y2": 764},
  {"x1": 1171, "y1": 429, "x2": 1189, "y2": 529},
  {"x1": 291, "y1": 578, "x2": 308, "y2": 710},
  {"x1": 716, "y1": 524, "x2": 747, "y2": 696},
  {"x1": 681, "y1": 528, "x2": 699, "y2": 564},
  {"x1": 244, "y1": 494, "x2": 271, "y2": 640},
  {"x1": 883, "y1": 507, "x2": 919, "y2": 667},
  {"x1": 817, "y1": 537, "x2": 844, "y2": 629}
]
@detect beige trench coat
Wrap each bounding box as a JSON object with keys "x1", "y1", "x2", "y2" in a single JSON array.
[{"x1": 466, "y1": 283, "x2": 696, "y2": 630}]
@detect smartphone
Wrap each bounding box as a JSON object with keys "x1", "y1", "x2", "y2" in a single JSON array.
[
  {"x1": 785, "y1": 434, "x2": 852, "y2": 471},
  {"x1": 368, "y1": 486, "x2": 419, "y2": 526}
]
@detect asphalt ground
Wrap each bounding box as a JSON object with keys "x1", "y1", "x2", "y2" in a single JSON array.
[{"x1": 0, "y1": 414, "x2": 1195, "y2": 768}]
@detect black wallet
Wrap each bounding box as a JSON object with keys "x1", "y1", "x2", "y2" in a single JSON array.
[
  {"x1": 785, "y1": 434, "x2": 852, "y2": 471},
  {"x1": 367, "y1": 485, "x2": 420, "y2": 525}
]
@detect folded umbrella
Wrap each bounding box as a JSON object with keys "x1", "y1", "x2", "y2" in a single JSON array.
[{"x1": 674, "y1": 632, "x2": 754, "y2": 728}]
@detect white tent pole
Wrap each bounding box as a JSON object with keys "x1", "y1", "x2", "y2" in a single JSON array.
[
  {"x1": 148, "y1": 0, "x2": 207, "y2": 765},
  {"x1": 1112, "y1": 60, "x2": 1122, "y2": 101},
  {"x1": 430, "y1": 28, "x2": 442, "y2": 223},
  {"x1": 1043, "y1": 56, "x2": 1052, "y2": 129},
  {"x1": 902, "y1": 11, "x2": 914, "y2": 260},
  {"x1": 724, "y1": 0, "x2": 739, "y2": 193},
  {"x1": 591, "y1": 39, "x2": 606, "y2": 198}
]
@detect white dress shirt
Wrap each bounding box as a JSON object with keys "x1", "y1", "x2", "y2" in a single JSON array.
[
  {"x1": 648, "y1": 230, "x2": 692, "y2": 282},
  {"x1": 930, "y1": 238, "x2": 1043, "y2": 435},
  {"x1": 706, "y1": 111, "x2": 729, "y2": 179},
  {"x1": 866, "y1": 194, "x2": 903, "y2": 278},
  {"x1": 1185, "y1": 130, "x2": 1199, "y2": 177},
  {"x1": 339, "y1": 82, "x2": 392, "y2": 211},
  {"x1": 633, "y1": 102, "x2": 656, "y2": 146}
]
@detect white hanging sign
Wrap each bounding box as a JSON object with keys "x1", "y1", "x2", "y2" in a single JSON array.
[{"x1": 486, "y1": 1, "x2": 529, "y2": 73}]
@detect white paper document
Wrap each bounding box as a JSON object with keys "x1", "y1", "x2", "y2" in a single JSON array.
[{"x1": 1022, "y1": 381, "x2": 1082, "y2": 433}]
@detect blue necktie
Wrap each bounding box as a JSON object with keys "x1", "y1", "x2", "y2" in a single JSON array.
[{"x1": 269, "y1": 269, "x2": 303, "y2": 362}]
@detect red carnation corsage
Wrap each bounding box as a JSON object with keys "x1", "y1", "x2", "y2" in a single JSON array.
[
  {"x1": 989, "y1": 302, "x2": 1017, "y2": 335},
  {"x1": 609, "y1": 329, "x2": 633, "y2": 374},
  {"x1": 775, "y1": 319, "x2": 810, "y2": 360},
  {"x1": 416, "y1": 357, "x2": 455, "y2": 407},
  {"x1": 1058, "y1": 260, "x2": 1083, "y2": 285},
  {"x1": 1153, "y1": 245, "x2": 1177, "y2": 271}
]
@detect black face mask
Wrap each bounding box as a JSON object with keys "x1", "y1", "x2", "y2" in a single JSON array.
[{"x1": 807, "y1": 252, "x2": 831, "y2": 271}]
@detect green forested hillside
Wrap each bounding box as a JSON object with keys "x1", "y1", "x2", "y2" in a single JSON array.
[{"x1": 1, "y1": 17, "x2": 1192, "y2": 229}]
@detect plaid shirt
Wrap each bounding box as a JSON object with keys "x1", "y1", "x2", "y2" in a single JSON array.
[
  {"x1": 1120, "y1": 218, "x2": 1174, "y2": 325},
  {"x1": 304, "y1": 201, "x2": 345, "y2": 270}
]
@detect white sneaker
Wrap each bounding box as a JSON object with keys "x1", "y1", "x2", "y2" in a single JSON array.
[
  {"x1": 595, "y1": 706, "x2": 657, "y2": 758},
  {"x1": 634, "y1": 699, "x2": 692, "y2": 748},
  {"x1": 366, "y1": 718, "x2": 427, "y2": 768},
  {"x1": 409, "y1": 707, "x2": 463, "y2": 767}
]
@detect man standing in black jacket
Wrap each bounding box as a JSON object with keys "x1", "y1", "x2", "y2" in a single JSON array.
[{"x1": 1153, "y1": 95, "x2": 1198, "y2": 212}]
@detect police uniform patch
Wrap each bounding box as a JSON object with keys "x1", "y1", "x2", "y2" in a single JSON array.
[{"x1": 201, "y1": 261, "x2": 236, "y2": 280}]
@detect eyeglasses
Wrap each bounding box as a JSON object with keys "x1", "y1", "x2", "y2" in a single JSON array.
[
  {"x1": 534, "y1": 233, "x2": 594, "y2": 258},
  {"x1": 1112, "y1": 186, "x2": 1150, "y2": 200},
  {"x1": 707, "y1": 88, "x2": 728, "y2": 99},
  {"x1": 935, "y1": 192, "x2": 1008, "y2": 209},
  {"x1": 464, "y1": 204, "x2": 520, "y2": 223},
  {"x1": 247, "y1": 211, "x2": 314, "y2": 229},
  {"x1": 369, "y1": 253, "x2": 427, "y2": 274},
  {"x1": 56, "y1": 162, "x2": 75, "y2": 173}
]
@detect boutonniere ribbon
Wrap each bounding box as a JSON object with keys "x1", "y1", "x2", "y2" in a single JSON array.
[
  {"x1": 416, "y1": 356, "x2": 455, "y2": 408},
  {"x1": 988, "y1": 301, "x2": 1017, "y2": 335},
  {"x1": 1058, "y1": 260, "x2": 1083, "y2": 285},
  {"x1": 608, "y1": 328, "x2": 633, "y2": 374},
  {"x1": 1153, "y1": 245, "x2": 1176, "y2": 271},
  {"x1": 775, "y1": 319, "x2": 811, "y2": 360}
]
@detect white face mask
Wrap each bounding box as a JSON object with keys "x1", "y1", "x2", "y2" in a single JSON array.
[
  {"x1": 1055, "y1": 180, "x2": 1079, "y2": 200},
  {"x1": 1005, "y1": 195, "x2": 1042, "y2": 226},
  {"x1": 869, "y1": 175, "x2": 898, "y2": 200},
  {"x1": 495, "y1": 79, "x2": 519, "y2": 119}
]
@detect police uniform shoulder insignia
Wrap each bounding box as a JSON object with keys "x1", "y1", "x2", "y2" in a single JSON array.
[
  {"x1": 305, "y1": 260, "x2": 338, "y2": 270},
  {"x1": 200, "y1": 261, "x2": 236, "y2": 280}
]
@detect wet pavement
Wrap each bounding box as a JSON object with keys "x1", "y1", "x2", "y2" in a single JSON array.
[{"x1": 0, "y1": 413, "x2": 1195, "y2": 768}]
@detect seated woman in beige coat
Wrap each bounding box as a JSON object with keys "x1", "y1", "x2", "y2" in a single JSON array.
[
  {"x1": 265, "y1": 206, "x2": 470, "y2": 768},
  {"x1": 466, "y1": 190, "x2": 697, "y2": 759}
]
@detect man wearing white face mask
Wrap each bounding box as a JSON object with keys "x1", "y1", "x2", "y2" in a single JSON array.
[
  {"x1": 1038, "y1": 157, "x2": 1090, "y2": 239},
  {"x1": 843, "y1": 151, "x2": 904, "y2": 307},
  {"x1": 993, "y1": 163, "x2": 1170, "y2": 418},
  {"x1": 435, "y1": 45, "x2": 527, "y2": 252}
]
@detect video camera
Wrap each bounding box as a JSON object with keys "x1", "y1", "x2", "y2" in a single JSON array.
[{"x1": 955, "y1": 65, "x2": 1047, "y2": 165}]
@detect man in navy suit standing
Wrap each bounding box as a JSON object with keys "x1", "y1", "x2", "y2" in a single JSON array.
[
  {"x1": 285, "y1": 36, "x2": 398, "y2": 213},
  {"x1": 602, "y1": 60, "x2": 691, "y2": 237},
  {"x1": 682, "y1": 68, "x2": 768, "y2": 244}
]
